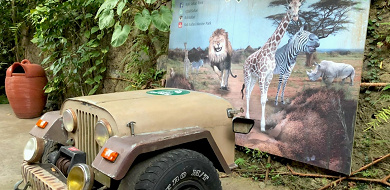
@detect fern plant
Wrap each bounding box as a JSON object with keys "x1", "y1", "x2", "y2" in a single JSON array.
[
  {"x1": 366, "y1": 106, "x2": 390, "y2": 131},
  {"x1": 372, "y1": 84, "x2": 390, "y2": 105},
  {"x1": 234, "y1": 157, "x2": 247, "y2": 168},
  {"x1": 366, "y1": 84, "x2": 390, "y2": 131}
]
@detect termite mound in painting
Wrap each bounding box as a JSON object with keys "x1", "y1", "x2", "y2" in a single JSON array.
[
  {"x1": 166, "y1": 73, "x2": 194, "y2": 90},
  {"x1": 236, "y1": 88, "x2": 357, "y2": 174}
]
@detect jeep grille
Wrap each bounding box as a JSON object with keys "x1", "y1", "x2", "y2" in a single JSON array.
[{"x1": 76, "y1": 109, "x2": 99, "y2": 165}]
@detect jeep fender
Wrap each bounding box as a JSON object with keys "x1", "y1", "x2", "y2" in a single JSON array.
[
  {"x1": 29, "y1": 111, "x2": 68, "y2": 145},
  {"x1": 92, "y1": 126, "x2": 231, "y2": 180}
]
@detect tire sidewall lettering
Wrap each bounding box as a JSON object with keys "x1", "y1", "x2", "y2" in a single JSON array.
[
  {"x1": 121, "y1": 149, "x2": 222, "y2": 190},
  {"x1": 191, "y1": 169, "x2": 210, "y2": 181},
  {"x1": 164, "y1": 166, "x2": 213, "y2": 190},
  {"x1": 165, "y1": 171, "x2": 187, "y2": 190}
]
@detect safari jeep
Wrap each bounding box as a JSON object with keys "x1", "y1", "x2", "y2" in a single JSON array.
[{"x1": 15, "y1": 88, "x2": 253, "y2": 190}]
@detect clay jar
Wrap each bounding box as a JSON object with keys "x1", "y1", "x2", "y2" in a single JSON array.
[{"x1": 5, "y1": 59, "x2": 48, "y2": 118}]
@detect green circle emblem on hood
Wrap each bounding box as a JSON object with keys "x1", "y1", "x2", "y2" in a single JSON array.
[{"x1": 147, "y1": 89, "x2": 190, "y2": 96}]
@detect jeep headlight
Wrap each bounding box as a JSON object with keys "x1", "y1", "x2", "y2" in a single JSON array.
[
  {"x1": 67, "y1": 163, "x2": 94, "y2": 190},
  {"x1": 23, "y1": 137, "x2": 44, "y2": 163},
  {"x1": 95, "y1": 119, "x2": 112, "y2": 146},
  {"x1": 63, "y1": 109, "x2": 77, "y2": 132}
]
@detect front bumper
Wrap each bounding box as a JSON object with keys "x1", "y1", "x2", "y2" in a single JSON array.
[{"x1": 20, "y1": 161, "x2": 67, "y2": 190}]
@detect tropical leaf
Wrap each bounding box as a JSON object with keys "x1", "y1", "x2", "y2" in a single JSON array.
[
  {"x1": 97, "y1": 30, "x2": 105, "y2": 40},
  {"x1": 96, "y1": 0, "x2": 120, "y2": 18},
  {"x1": 134, "y1": 9, "x2": 151, "y2": 31},
  {"x1": 91, "y1": 26, "x2": 99, "y2": 34},
  {"x1": 90, "y1": 51, "x2": 101, "y2": 58},
  {"x1": 145, "y1": 0, "x2": 157, "y2": 4},
  {"x1": 85, "y1": 78, "x2": 94, "y2": 85},
  {"x1": 88, "y1": 85, "x2": 99, "y2": 95},
  {"x1": 99, "y1": 9, "x2": 115, "y2": 30},
  {"x1": 151, "y1": 6, "x2": 172, "y2": 32},
  {"x1": 382, "y1": 84, "x2": 390, "y2": 91},
  {"x1": 160, "y1": 6, "x2": 173, "y2": 26},
  {"x1": 44, "y1": 87, "x2": 56, "y2": 93},
  {"x1": 101, "y1": 46, "x2": 109, "y2": 54},
  {"x1": 94, "y1": 75, "x2": 103, "y2": 82},
  {"x1": 99, "y1": 66, "x2": 107, "y2": 73},
  {"x1": 85, "y1": 13, "x2": 93, "y2": 18},
  {"x1": 117, "y1": 0, "x2": 126, "y2": 16},
  {"x1": 111, "y1": 22, "x2": 131, "y2": 47},
  {"x1": 84, "y1": 30, "x2": 90, "y2": 39}
]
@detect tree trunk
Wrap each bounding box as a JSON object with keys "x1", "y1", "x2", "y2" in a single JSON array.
[{"x1": 305, "y1": 52, "x2": 314, "y2": 67}]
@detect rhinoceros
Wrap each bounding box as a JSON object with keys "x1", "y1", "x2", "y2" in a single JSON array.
[{"x1": 306, "y1": 60, "x2": 355, "y2": 86}]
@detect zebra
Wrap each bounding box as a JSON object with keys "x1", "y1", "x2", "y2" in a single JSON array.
[
  {"x1": 273, "y1": 26, "x2": 320, "y2": 105},
  {"x1": 191, "y1": 59, "x2": 204, "y2": 74}
]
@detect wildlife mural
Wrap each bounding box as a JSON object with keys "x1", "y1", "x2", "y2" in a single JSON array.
[
  {"x1": 307, "y1": 60, "x2": 356, "y2": 86},
  {"x1": 241, "y1": 0, "x2": 301, "y2": 131},
  {"x1": 274, "y1": 27, "x2": 320, "y2": 105},
  {"x1": 162, "y1": 0, "x2": 370, "y2": 175},
  {"x1": 208, "y1": 28, "x2": 237, "y2": 90}
]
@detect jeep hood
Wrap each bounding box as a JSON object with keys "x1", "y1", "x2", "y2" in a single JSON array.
[{"x1": 61, "y1": 89, "x2": 234, "y2": 135}]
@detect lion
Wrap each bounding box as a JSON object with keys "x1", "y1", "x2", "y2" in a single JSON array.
[{"x1": 208, "y1": 28, "x2": 237, "y2": 90}]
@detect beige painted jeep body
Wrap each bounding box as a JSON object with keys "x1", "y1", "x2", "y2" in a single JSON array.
[{"x1": 19, "y1": 89, "x2": 238, "y2": 189}]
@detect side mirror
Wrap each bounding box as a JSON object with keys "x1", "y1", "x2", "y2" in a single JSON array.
[{"x1": 232, "y1": 117, "x2": 254, "y2": 134}]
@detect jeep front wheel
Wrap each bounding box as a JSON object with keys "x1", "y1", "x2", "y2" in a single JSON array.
[{"x1": 118, "y1": 149, "x2": 222, "y2": 190}]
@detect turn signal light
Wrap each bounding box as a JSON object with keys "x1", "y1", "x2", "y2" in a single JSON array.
[
  {"x1": 101, "y1": 148, "x2": 119, "y2": 162},
  {"x1": 36, "y1": 119, "x2": 48, "y2": 129}
]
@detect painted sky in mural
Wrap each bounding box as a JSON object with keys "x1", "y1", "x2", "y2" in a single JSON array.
[{"x1": 169, "y1": 0, "x2": 369, "y2": 50}]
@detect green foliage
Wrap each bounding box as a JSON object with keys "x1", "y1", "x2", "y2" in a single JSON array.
[
  {"x1": 372, "y1": 94, "x2": 390, "y2": 105},
  {"x1": 120, "y1": 31, "x2": 169, "y2": 90},
  {"x1": 364, "y1": 19, "x2": 382, "y2": 82},
  {"x1": 27, "y1": 0, "x2": 108, "y2": 103},
  {"x1": 150, "y1": 6, "x2": 172, "y2": 32},
  {"x1": 111, "y1": 22, "x2": 131, "y2": 47},
  {"x1": 366, "y1": 106, "x2": 390, "y2": 131},
  {"x1": 366, "y1": 84, "x2": 390, "y2": 131},
  {"x1": 0, "y1": 0, "x2": 35, "y2": 96},
  {"x1": 243, "y1": 146, "x2": 268, "y2": 161},
  {"x1": 99, "y1": 9, "x2": 115, "y2": 30},
  {"x1": 0, "y1": 0, "x2": 32, "y2": 62},
  {"x1": 95, "y1": 0, "x2": 172, "y2": 47},
  {"x1": 359, "y1": 169, "x2": 379, "y2": 178},
  {"x1": 121, "y1": 62, "x2": 166, "y2": 90},
  {"x1": 93, "y1": 0, "x2": 171, "y2": 90},
  {"x1": 364, "y1": 10, "x2": 390, "y2": 82},
  {"x1": 0, "y1": 0, "x2": 173, "y2": 106},
  {"x1": 1, "y1": 0, "x2": 172, "y2": 105},
  {"x1": 135, "y1": 9, "x2": 152, "y2": 31},
  {"x1": 271, "y1": 174, "x2": 283, "y2": 185},
  {"x1": 234, "y1": 146, "x2": 270, "y2": 181},
  {"x1": 0, "y1": 94, "x2": 9, "y2": 104},
  {"x1": 234, "y1": 157, "x2": 247, "y2": 168}
]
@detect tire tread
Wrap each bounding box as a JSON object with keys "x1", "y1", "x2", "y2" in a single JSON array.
[{"x1": 118, "y1": 149, "x2": 222, "y2": 190}]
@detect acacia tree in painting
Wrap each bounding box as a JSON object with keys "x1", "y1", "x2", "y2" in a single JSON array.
[{"x1": 266, "y1": 0, "x2": 363, "y2": 66}]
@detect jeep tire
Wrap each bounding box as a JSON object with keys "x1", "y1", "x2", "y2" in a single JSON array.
[{"x1": 118, "y1": 149, "x2": 222, "y2": 190}]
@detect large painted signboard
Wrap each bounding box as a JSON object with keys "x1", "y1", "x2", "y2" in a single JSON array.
[{"x1": 163, "y1": 0, "x2": 370, "y2": 174}]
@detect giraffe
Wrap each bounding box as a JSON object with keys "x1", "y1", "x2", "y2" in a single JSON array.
[
  {"x1": 184, "y1": 42, "x2": 190, "y2": 79},
  {"x1": 241, "y1": 0, "x2": 301, "y2": 131}
]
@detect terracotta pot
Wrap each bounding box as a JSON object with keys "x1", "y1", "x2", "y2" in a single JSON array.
[{"x1": 5, "y1": 59, "x2": 48, "y2": 119}]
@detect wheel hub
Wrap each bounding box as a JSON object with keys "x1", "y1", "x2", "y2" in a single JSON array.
[{"x1": 173, "y1": 180, "x2": 204, "y2": 190}]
